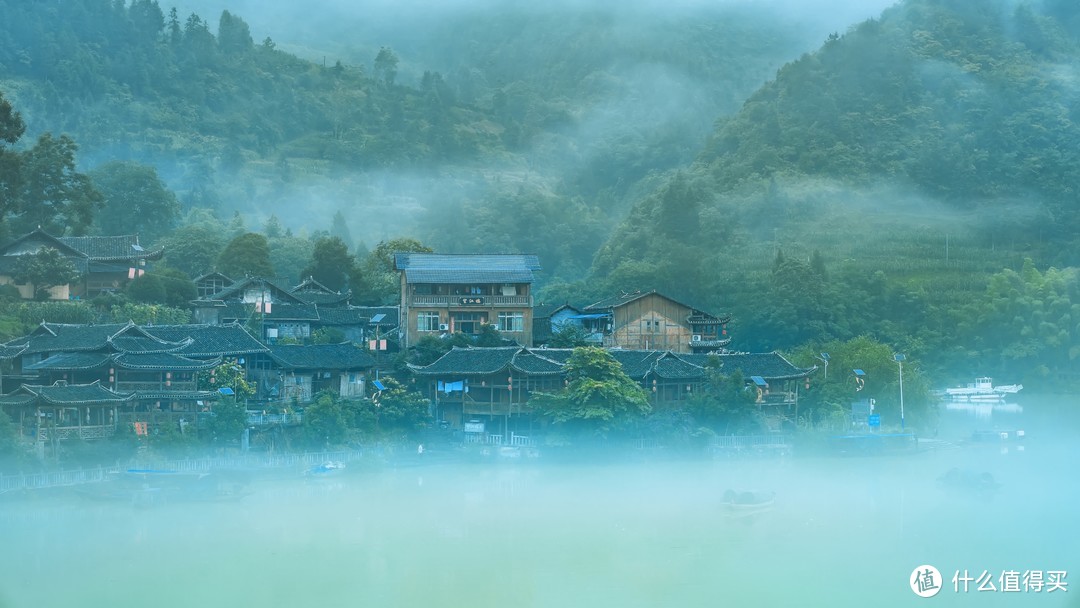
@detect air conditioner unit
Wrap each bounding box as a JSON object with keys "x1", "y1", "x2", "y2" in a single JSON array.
[
  {"x1": 438, "y1": 324, "x2": 449, "y2": 331},
  {"x1": 692, "y1": 335, "x2": 702, "y2": 342},
  {"x1": 490, "y1": 324, "x2": 499, "y2": 330}
]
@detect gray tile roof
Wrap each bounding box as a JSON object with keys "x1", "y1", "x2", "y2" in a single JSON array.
[
  {"x1": 408, "y1": 346, "x2": 521, "y2": 376},
  {"x1": 142, "y1": 324, "x2": 269, "y2": 357},
  {"x1": 409, "y1": 347, "x2": 816, "y2": 382},
  {"x1": 267, "y1": 343, "x2": 375, "y2": 370},
  {"x1": 24, "y1": 352, "x2": 111, "y2": 371},
  {"x1": 393, "y1": 253, "x2": 541, "y2": 284},
  {"x1": 113, "y1": 353, "x2": 222, "y2": 371},
  {"x1": 1, "y1": 380, "x2": 134, "y2": 406},
  {"x1": 58, "y1": 235, "x2": 163, "y2": 261}
]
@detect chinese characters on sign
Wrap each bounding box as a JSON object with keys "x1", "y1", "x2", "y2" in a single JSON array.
[
  {"x1": 459, "y1": 297, "x2": 484, "y2": 305},
  {"x1": 952, "y1": 569, "x2": 1068, "y2": 593},
  {"x1": 911, "y1": 565, "x2": 1068, "y2": 597}
]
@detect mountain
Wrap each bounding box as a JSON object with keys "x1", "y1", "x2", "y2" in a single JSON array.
[
  {"x1": 585, "y1": 0, "x2": 1080, "y2": 384},
  {"x1": 0, "y1": 0, "x2": 832, "y2": 282}
]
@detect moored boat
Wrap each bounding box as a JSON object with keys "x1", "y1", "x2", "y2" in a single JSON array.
[{"x1": 938, "y1": 377, "x2": 1022, "y2": 401}]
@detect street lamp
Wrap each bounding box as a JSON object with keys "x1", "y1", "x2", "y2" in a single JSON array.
[
  {"x1": 894, "y1": 354, "x2": 906, "y2": 431},
  {"x1": 815, "y1": 352, "x2": 830, "y2": 381}
]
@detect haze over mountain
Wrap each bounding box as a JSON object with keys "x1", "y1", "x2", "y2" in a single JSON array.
[{"x1": 0, "y1": 0, "x2": 1077, "y2": 387}]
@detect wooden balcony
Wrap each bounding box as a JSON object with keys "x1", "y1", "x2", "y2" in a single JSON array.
[{"x1": 408, "y1": 295, "x2": 532, "y2": 307}]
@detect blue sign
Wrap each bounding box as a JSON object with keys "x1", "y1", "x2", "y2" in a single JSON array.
[{"x1": 868, "y1": 414, "x2": 881, "y2": 427}]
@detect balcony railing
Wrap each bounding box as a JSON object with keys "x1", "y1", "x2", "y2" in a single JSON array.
[{"x1": 409, "y1": 295, "x2": 532, "y2": 307}]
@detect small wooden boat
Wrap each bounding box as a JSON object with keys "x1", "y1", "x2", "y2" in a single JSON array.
[{"x1": 722, "y1": 489, "x2": 775, "y2": 512}]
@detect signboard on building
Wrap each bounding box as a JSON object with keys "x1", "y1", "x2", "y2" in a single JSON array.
[
  {"x1": 463, "y1": 420, "x2": 485, "y2": 433},
  {"x1": 459, "y1": 297, "x2": 485, "y2": 305}
]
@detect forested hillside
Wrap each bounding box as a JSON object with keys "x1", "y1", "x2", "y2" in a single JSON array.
[
  {"x1": 587, "y1": 0, "x2": 1080, "y2": 387},
  {"x1": 0, "y1": 0, "x2": 1077, "y2": 390},
  {"x1": 0, "y1": 0, "x2": 816, "y2": 280}
]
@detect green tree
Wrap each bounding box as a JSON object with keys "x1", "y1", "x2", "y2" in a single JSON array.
[
  {"x1": 374, "y1": 47, "x2": 399, "y2": 87},
  {"x1": 14, "y1": 133, "x2": 103, "y2": 236},
  {"x1": 301, "y1": 236, "x2": 354, "y2": 291},
  {"x1": 302, "y1": 391, "x2": 347, "y2": 448},
  {"x1": 197, "y1": 360, "x2": 255, "y2": 402},
  {"x1": 372, "y1": 377, "x2": 431, "y2": 435},
  {"x1": 89, "y1": 161, "x2": 181, "y2": 245},
  {"x1": 548, "y1": 323, "x2": 592, "y2": 348},
  {"x1": 161, "y1": 218, "x2": 228, "y2": 277},
  {"x1": 217, "y1": 232, "x2": 274, "y2": 279},
  {"x1": 0, "y1": 92, "x2": 26, "y2": 225},
  {"x1": 352, "y1": 237, "x2": 432, "y2": 305},
  {"x1": 12, "y1": 247, "x2": 81, "y2": 300},
  {"x1": 533, "y1": 346, "x2": 651, "y2": 436},
  {"x1": 125, "y1": 273, "x2": 166, "y2": 303}
]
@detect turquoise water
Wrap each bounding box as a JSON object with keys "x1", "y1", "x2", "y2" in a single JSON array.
[{"x1": 1, "y1": 395, "x2": 1077, "y2": 607}]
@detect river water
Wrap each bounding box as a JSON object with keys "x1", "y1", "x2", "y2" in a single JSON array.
[{"x1": 1, "y1": 395, "x2": 1077, "y2": 608}]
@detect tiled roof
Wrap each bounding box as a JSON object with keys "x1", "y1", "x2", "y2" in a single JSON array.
[
  {"x1": 143, "y1": 324, "x2": 269, "y2": 357},
  {"x1": 218, "y1": 302, "x2": 321, "y2": 322},
  {"x1": 0, "y1": 343, "x2": 28, "y2": 359},
  {"x1": 652, "y1": 353, "x2": 705, "y2": 380},
  {"x1": 315, "y1": 307, "x2": 370, "y2": 326},
  {"x1": 6, "y1": 380, "x2": 133, "y2": 405},
  {"x1": 14, "y1": 323, "x2": 136, "y2": 355},
  {"x1": 194, "y1": 276, "x2": 307, "y2": 304},
  {"x1": 108, "y1": 335, "x2": 192, "y2": 354},
  {"x1": 509, "y1": 351, "x2": 565, "y2": 376},
  {"x1": 133, "y1": 390, "x2": 219, "y2": 400},
  {"x1": 291, "y1": 277, "x2": 337, "y2": 294},
  {"x1": 24, "y1": 352, "x2": 111, "y2": 371},
  {"x1": 113, "y1": 353, "x2": 222, "y2": 371},
  {"x1": 58, "y1": 235, "x2": 163, "y2": 261},
  {"x1": 683, "y1": 352, "x2": 817, "y2": 380},
  {"x1": 408, "y1": 346, "x2": 521, "y2": 376},
  {"x1": 609, "y1": 349, "x2": 663, "y2": 379},
  {"x1": 293, "y1": 291, "x2": 352, "y2": 306},
  {"x1": 410, "y1": 347, "x2": 816, "y2": 382},
  {"x1": 268, "y1": 344, "x2": 375, "y2": 370},
  {"x1": 393, "y1": 253, "x2": 541, "y2": 284}
]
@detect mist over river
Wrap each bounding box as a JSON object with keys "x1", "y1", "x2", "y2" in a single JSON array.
[{"x1": 1, "y1": 395, "x2": 1077, "y2": 608}]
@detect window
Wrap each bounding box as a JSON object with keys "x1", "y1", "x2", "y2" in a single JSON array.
[
  {"x1": 498, "y1": 312, "x2": 524, "y2": 332},
  {"x1": 453, "y1": 312, "x2": 486, "y2": 334},
  {"x1": 417, "y1": 311, "x2": 440, "y2": 331},
  {"x1": 642, "y1": 319, "x2": 662, "y2": 333}
]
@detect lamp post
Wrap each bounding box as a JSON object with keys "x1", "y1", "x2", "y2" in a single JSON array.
[
  {"x1": 815, "y1": 352, "x2": 830, "y2": 381},
  {"x1": 894, "y1": 354, "x2": 906, "y2": 431}
]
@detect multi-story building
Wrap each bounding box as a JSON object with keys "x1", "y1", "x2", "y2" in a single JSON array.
[{"x1": 394, "y1": 253, "x2": 541, "y2": 348}]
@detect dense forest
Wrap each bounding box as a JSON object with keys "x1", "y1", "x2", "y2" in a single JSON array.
[{"x1": 0, "y1": 0, "x2": 1077, "y2": 391}]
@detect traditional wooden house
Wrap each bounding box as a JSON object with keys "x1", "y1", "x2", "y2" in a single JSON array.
[
  {"x1": 531, "y1": 303, "x2": 585, "y2": 346},
  {"x1": 3, "y1": 322, "x2": 269, "y2": 441},
  {"x1": 394, "y1": 253, "x2": 541, "y2": 348},
  {"x1": 0, "y1": 381, "x2": 134, "y2": 453},
  {"x1": 0, "y1": 228, "x2": 163, "y2": 299},
  {"x1": 580, "y1": 290, "x2": 731, "y2": 353},
  {"x1": 193, "y1": 271, "x2": 234, "y2": 299},
  {"x1": 407, "y1": 346, "x2": 816, "y2": 438},
  {"x1": 192, "y1": 276, "x2": 383, "y2": 344},
  {"x1": 250, "y1": 343, "x2": 376, "y2": 404}
]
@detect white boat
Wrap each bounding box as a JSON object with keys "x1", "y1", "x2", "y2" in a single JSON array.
[{"x1": 940, "y1": 377, "x2": 1022, "y2": 401}]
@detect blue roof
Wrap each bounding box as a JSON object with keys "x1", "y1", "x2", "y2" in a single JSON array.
[
  {"x1": 750, "y1": 376, "x2": 768, "y2": 386},
  {"x1": 393, "y1": 253, "x2": 541, "y2": 284},
  {"x1": 567, "y1": 313, "x2": 610, "y2": 320}
]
